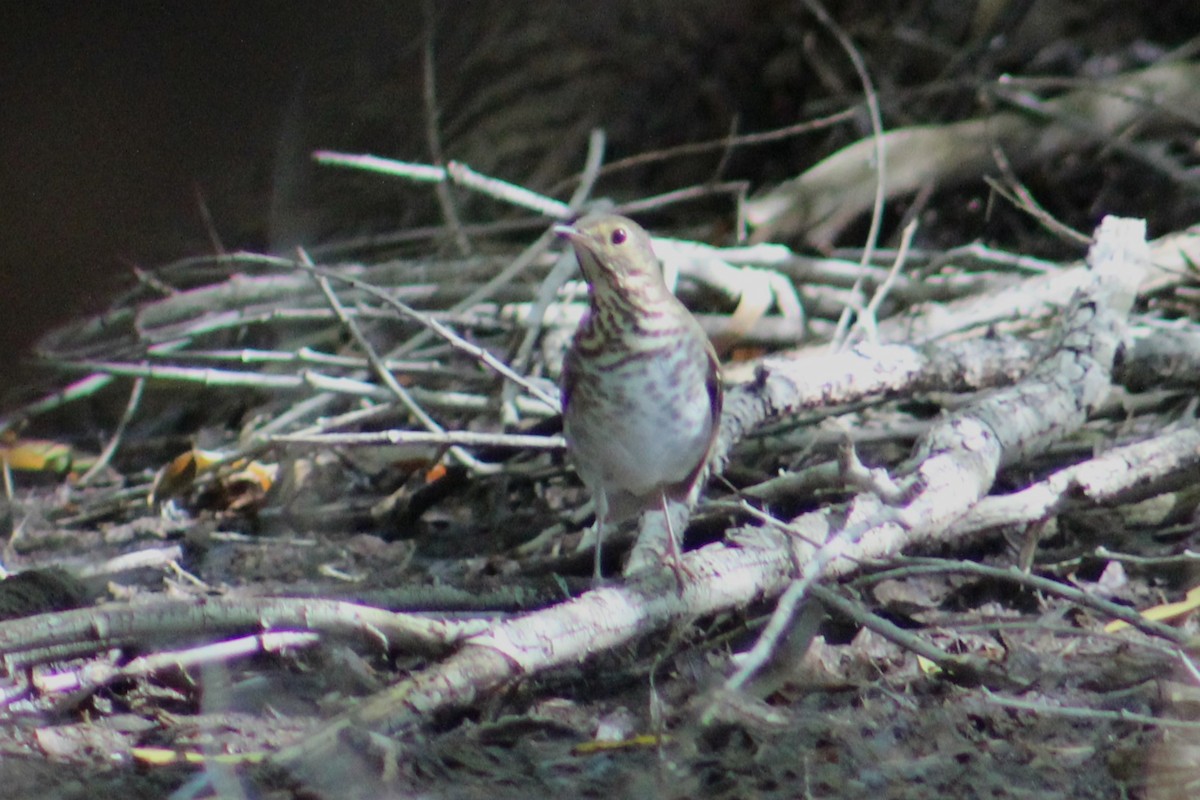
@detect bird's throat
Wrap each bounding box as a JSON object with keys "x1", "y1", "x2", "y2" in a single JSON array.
[{"x1": 577, "y1": 285, "x2": 694, "y2": 356}]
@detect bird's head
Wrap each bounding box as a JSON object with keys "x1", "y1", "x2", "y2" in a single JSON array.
[{"x1": 555, "y1": 214, "x2": 667, "y2": 297}]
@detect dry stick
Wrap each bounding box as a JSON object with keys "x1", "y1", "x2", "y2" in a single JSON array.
[
  {"x1": 171, "y1": 346, "x2": 437, "y2": 374},
  {"x1": 34, "y1": 254, "x2": 343, "y2": 359},
  {"x1": 251, "y1": 388, "x2": 355, "y2": 441},
  {"x1": 421, "y1": 0, "x2": 471, "y2": 257},
  {"x1": 162, "y1": 259, "x2": 552, "y2": 478},
  {"x1": 77, "y1": 545, "x2": 186, "y2": 582},
  {"x1": 35, "y1": 631, "x2": 321, "y2": 697},
  {"x1": 446, "y1": 161, "x2": 573, "y2": 219},
  {"x1": 278, "y1": 402, "x2": 405, "y2": 445},
  {"x1": 192, "y1": 183, "x2": 227, "y2": 256},
  {"x1": 310, "y1": 152, "x2": 445, "y2": 183},
  {"x1": 311, "y1": 217, "x2": 558, "y2": 260},
  {"x1": 307, "y1": 152, "x2": 574, "y2": 371},
  {"x1": 980, "y1": 689, "x2": 1200, "y2": 730},
  {"x1": 129, "y1": 261, "x2": 177, "y2": 296},
  {"x1": 1094, "y1": 546, "x2": 1200, "y2": 567},
  {"x1": 53, "y1": 481, "x2": 158, "y2": 529},
  {"x1": 987, "y1": 175, "x2": 1089, "y2": 246},
  {"x1": 711, "y1": 114, "x2": 742, "y2": 187},
  {"x1": 803, "y1": 584, "x2": 994, "y2": 682},
  {"x1": 923, "y1": 240, "x2": 1059, "y2": 276},
  {"x1": 54, "y1": 360, "x2": 391, "y2": 399},
  {"x1": 835, "y1": 219, "x2": 916, "y2": 349},
  {"x1": 0, "y1": 596, "x2": 483, "y2": 674},
  {"x1": 304, "y1": 250, "x2": 486, "y2": 473},
  {"x1": 877, "y1": 229, "x2": 1198, "y2": 347},
  {"x1": 652, "y1": 237, "x2": 805, "y2": 328},
  {"x1": 1177, "y1": 648, "x2": 1200, "y2": 686},
  {"x1": 566, "y1": 129, "x2": 609, "y2": 212},
  {"x1": 861, "y1": 221, "x2": 916, "y2": 336},
  {"x1": 617, "y1": 180, "x2": 750, "y2": 217},
  {"x1": 236, "y1": 299, "x2": 497, "y2": 442},
  {"x1": 270, "y1": 542, "x2": 794, "y2": 778},
  {"x1": 549, "y1": 108, "x2": 858, "y2": 196},
  {"x1": 77, "y1": 375, "x2": 145, "y2": 485},
  {"x1": 980, "y1": 104, "x2": 1092, "y2": 246},
  {"x1": 3, "y1": 338, "x2": 191, "y2": 432},
  {"x1": 862, "y1": 557, "x2": 1188, "y2": 644},
  {"x1": 312, "y1": 152, "x2": 576, "y2": 361},
  {"x1": 194, "y1": 270, "x2": 435, "y2": 448},
  {"x1": 252, "y1": 235, "x2": 558, "y2": 441},
  {"x1": 401, "y1": 387, "x2": 554, "y2": 418},
  {"x1": 802, "y1": 0, "x2": 887, "y2": 349},
  {"x1": 2, "y1": 374, "x2": 115, "y2": 431},
  {"x1": 949, "y1": 422, "x2": 1200, "y2": 539},
  {"x1": 311, "y1": 152, "x2": 572, "y2": 221},
  {"x1": 270, "y1": 430, "x2": 562, "y2": 451},
  {"x1": 19, "y1": 256, "x2": 378, "y2": 436}
]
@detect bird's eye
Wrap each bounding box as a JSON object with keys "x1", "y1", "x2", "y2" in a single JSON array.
[{"x1": 610, "y1": 228, "x2": 628, "y2": 246}]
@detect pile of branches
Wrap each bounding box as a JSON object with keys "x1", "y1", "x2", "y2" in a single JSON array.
[{"x1": 1, "y1": 53, "x2": 1199, "y2": 799}]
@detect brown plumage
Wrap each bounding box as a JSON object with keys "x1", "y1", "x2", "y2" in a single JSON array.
[{"x1": 557, "y1": 214, "x2": 722, "y2": 585}]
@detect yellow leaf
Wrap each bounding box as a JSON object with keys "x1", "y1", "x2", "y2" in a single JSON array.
[
  {"x1": 1105, "y1": 585, "x2": 1200, "y2": 633},
  {"x1": 0, "y1": 439, "x2": 74, "y2": 473}
]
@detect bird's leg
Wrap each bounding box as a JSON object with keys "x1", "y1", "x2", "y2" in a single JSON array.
[
  {"x1": 659, "y1": 491, "x2": 689, "y2": 593},
  {"x1": 592, "y1": 493, "x2": 608, "y2": 587}
]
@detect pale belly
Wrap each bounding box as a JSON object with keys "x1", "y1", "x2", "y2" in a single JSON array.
[{"x1": 564, "y1": 343, "x2": 713, "y2": 518}]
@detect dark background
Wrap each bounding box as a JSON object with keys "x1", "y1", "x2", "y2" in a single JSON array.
[
  {"x1": 0, "y1": 0, "x2": 814, "y2": 398},
  {"x1": 6, "y1": 2, "x2": 1197, "y2": 400},
  {"x1": 0, "y1": 4, "x2": 413, "y2": 391}
]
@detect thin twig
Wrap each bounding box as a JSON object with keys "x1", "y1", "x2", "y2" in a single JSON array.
[
  {"x1": 550, "y1": 109, "x2": 858, "y2": 195},
  {"x1": 802, "y1": 0, "x2": 886, "y2": 270},
  {"x1": 981, "y1": 689, "x2": 1200, "y2": 729},
  {"x1": 77, "y1": 376, "x2": 146, "y2": 485},
  {"x1": 725, "y1": 519, "x2": 877, "y2": 692},
  {"x1": 849, "y1": 218, "x2": 918, "y2": 347},
  {"x1": 617, "y1": 181, "x2": 750, "y2": 216},
  {"x1": 567, "y1": 128, "x2": 607, "y2": 210},
  {"x1": 292, "y1": 259, "x2": 560, "y2": 411},
  {"x1": 270, "y1": 429, "x2": 563, "y2": 451},
  {"x1": 302, "y1": 249, "x2": 489, "y2": 473},
  {"x1": 392, "y1": 228, "x2": 560, "y2": 359},
  {"x1": 421, "y1": 0, "x2": 471, "y2": 256},
  {"x1": 446, "y1": 161, "x2": 570, "y2": 218},
  {"x1": 502, "y1": 130, "x2": 609, "y2": 423},
  {"x1": 49, "y1": 359, "x2": 392, "y2": 399},
  {"x1": 167, "y1": 346, "x2": 439, "y2": 374},
  {"x1": 983, "y1": 175, "x2": 1090, "y2": 246},
  {"x1": 861, "y1": 557, "x2": 1189, "y2": 645},
  {"x1": 192, "y1": 183, "x2": 227, "y2": 256},
  {"x1": 311, "y1": 151, "x2": 446, "y2": 182},
  {"x1": 804, "y1": 0, "x2": 887, "y2": 346},
  {"x1": 806, "y1": 584, "x2": 989, "y2": 681}
]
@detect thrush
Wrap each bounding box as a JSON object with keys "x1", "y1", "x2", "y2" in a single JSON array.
[{"x1": 556, "y1": 214, "x2": 722, "y2": 585}]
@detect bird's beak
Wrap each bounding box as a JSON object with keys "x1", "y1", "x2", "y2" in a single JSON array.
[{"x1": 553, "y1": 223, "x2": 580, "y2": 241}]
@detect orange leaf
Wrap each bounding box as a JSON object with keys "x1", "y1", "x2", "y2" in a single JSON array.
[{"x1": 0, "y1": 439, "x2": 74, "y2": 473}]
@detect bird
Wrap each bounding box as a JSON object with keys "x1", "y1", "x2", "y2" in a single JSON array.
[{"x1": 556, "y1": 213, "x2": 722, "y2": 587}]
